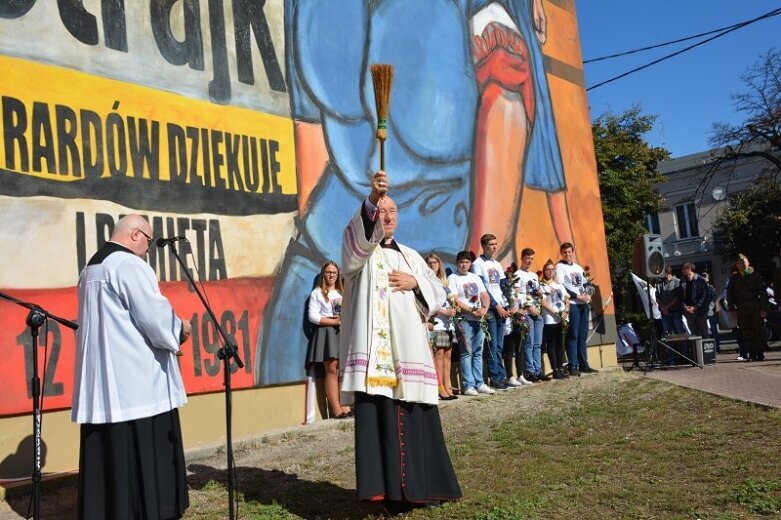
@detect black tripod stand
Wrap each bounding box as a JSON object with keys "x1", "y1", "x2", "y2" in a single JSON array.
[
  {"x1": 160, "y1": 240, "x2": 244, "y2": 520},
  {"x1": 0, "y1": 291, "x2": 78, "y2": 520}
]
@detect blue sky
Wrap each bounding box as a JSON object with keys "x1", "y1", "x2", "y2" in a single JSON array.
[{"x1": 576, "y1": 1, "x2": 780, "y2": 158}]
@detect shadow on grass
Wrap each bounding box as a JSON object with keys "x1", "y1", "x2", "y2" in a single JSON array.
[{"x1": 188, "y1": 463, "x2": 385, "y2": 519}]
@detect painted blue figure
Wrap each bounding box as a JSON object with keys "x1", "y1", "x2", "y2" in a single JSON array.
[{"x1": 255, "y1": 0, "x2": 570, "y2": 385}]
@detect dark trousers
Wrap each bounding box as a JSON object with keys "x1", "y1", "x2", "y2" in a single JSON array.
[
  {"x1": 707, "y1": 314, "x2": 721, "y2": 351},
  {"x1": 566, "y1": 304, "x2": 591, "y2": 369},
  {"x1": 736, "y1": 310, "x2": 766, "y2": 360},
  {"x1": 503, "y1": 330, "x2": 523, "y2": 379},
  {"x1": 684, "y1": 312, "x2": 710, "y2": 339},
  {"x1": 543, "y1": 323, "x2": 566, "y2": 372}
]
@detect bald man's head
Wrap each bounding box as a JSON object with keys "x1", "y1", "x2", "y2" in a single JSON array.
[{"x1": 112, "y1": 215, "x2": 153, "y2": 257}]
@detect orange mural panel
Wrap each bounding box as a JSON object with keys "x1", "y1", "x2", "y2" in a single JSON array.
[
  {"x1": 544, "y1": 1, "x2": 585, "y2": 68},
  {"x1": 0, "y1": 278, "x2": 274, "y2": 416}
]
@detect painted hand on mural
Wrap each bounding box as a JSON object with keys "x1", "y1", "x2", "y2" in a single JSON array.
[
  {"x1": 467, "y1": 1, "x2": 573, "y2": 257},
  {"x1": 532, "y1": 0, "x2": 547, "y2": 43}
]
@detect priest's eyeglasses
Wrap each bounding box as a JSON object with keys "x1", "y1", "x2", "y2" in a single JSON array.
[{"x1": 134, "y1": 228, "x2": 153, "y2": 246}]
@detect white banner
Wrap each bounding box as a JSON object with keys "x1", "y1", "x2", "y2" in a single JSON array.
[{"x1": 631, "y1": 272, "x2": 661, "y2": 320}]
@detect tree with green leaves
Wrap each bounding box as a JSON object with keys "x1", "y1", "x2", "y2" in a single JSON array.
[
  {"x1": 712, "y1": 177, "x2": 781, "y2": 277},
  {"x1": 593, "y1": 107, "x2": 670, "y2": 320}
]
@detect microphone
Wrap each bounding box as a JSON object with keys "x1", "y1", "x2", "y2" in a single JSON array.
[{"x1": 156, "y1": 236, "x2": 187, "y2": 247}]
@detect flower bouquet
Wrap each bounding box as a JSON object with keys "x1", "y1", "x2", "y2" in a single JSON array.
[
  {"x1": 582, "y1": 265, "x2": 596, "y2": 296},
  {"x1": 559, "y1": 294, "x2": 570, "y2": 341},
  {"x1": 503, "y1": 271, "x2": 520, "y2": 309},
  {"x1": 447, "y1": 291, "x2": 467, "y2": 339},
  {"x1": 447, "y1": 292, "x2": 460, "y2": 317},
  {"x1": 523, "y1": 280, "x2": 542, "y2": 315},
  {"x1": 469, "y1": 294, "x2": 491, "y2": 341}
]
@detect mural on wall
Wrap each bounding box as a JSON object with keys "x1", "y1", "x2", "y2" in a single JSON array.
[
  {"x1": 0, "y1": 0, "x2": 613, "y2": 415},
  {"x1": 256, "y1": 0, "x2": 607, "y2": 385}
]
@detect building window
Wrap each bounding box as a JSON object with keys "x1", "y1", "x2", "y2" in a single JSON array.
[
  {"x1": 675, "y1": 202, "x2": 699, "y2": 239},
  {"x1": 646, "y1": 212, "x2": 660, "y2": 235}
]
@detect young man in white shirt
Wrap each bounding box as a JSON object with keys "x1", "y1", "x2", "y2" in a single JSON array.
[
  {"x1": 555, "y1": 242, "x2": 598, "y2": 375},
  {"x1": 471, "y1": 234, "x2": 511, "y2": 390},
  {"x1": 448, "y1": 251, "x2": 493, "y2": 395},
  {"x1": 515, "y1": 248, "x2": 547, "y2": 382}
]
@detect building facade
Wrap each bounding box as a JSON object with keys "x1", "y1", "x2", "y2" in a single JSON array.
[{"x1": 653, "y1": 148, "x2": 776, "y2": 293}]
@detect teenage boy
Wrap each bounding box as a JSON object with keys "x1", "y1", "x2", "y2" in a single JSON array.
[
  {"x1": 555, "y1": 242, "x2": 598, "y2": 375},
  {"x1": 515, "y1": 248, "x2": 547, "y2": 382},
  {"x1": 471, "y1": 234, "x2": 510, "y2": 390},
  {"x1": 448, "y1": 251, "x2": 494, "y2": 395}
]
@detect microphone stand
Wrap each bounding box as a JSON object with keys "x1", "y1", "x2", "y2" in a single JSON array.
[
  {"x1": 161, "y1": 242, "x2": 243, "y2": 520},
  {"x1": 0, "y1": 291, "x2": 78, "y2": 520}
]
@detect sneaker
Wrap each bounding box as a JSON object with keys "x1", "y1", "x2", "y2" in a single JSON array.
[
  {"x1": 507, "y1": 377, "x2": 523, "y2": 387},
  {"x1": 581, "y1": 367, "x2": 599, "y2": 374},
  {"x1": 553, "y1": 369, "x2": 566, "y2": 380},
  {"x1": 736, "y1": 356, "x2": 746, "y2": 361},
  {"x1": 518, "y1": 375, "x2": 534, "y2": 385},
  {"x1": 464, "y1": 387, "x2": 479, "y2": 396},
  {"x1": 525, "y1": 373, "x2": 539, "y2": 383},
  {"x1": 537, "y1": 373, "x2": 552, "y2": 381},
  {"x1": 568, "y1": 366, "x2": 581, "y2": 377},
  {"x1": 490, "y1": 380, "x2": 509, "y2": 391},
  {"x1": 477, "y1": 383, "x2": 496, "y2": 394}
]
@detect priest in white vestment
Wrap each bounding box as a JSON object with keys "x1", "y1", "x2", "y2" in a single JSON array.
[
  {"x1": 71, "y1": 214, "x2": 191, "y2": 520},
  {"x1": 340, "y1": 171, "x2": 462, "y2": 515}
]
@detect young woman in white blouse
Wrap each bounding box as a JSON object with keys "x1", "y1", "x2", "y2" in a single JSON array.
[
  {"x1": 540, "y1": 260, "x2": 570, "y2": 380},
  {"x1": 306, "y1": 261, "x2": 350, "y2": 418},
  {"x1": 425, "y1": 254, "x2": 458, "y2": 400}
]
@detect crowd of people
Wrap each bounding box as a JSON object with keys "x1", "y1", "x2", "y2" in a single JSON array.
[
  {"x1": 66, "y1": 173, "x2": 778, "y2": 519},
  {"x1": 306, "y1": 234, "x2": 600, "y2": 408},
  {"x1": 71, "y1": 172, "x2": 600, "y2": 517},
  {"x1": 655, "y1": 255, "x2": 772, "y2": 362}
]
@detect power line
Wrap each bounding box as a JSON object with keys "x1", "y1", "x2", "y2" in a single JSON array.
[
  {"x1": 586, "y1": 7, "x2": 781, "y2": 91},
  {"x1": 583, "y1": 18, "x2": 764, "y2": 64}
]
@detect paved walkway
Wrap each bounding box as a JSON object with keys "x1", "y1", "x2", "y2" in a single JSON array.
[{"x1": 642, "y1": 344, "x2": 781, "y2": 408}]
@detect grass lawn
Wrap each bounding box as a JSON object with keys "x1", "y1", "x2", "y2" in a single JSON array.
[
  {"x1": 182, "y1": 371, "x2": 781, "y2": 519},
  {"x1": 3, "y1": 370, "x2": 780, "y2": 519}
]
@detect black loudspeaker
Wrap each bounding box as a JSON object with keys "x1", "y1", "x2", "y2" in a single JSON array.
[{"x1": 632, "y1": 234, "x2": 665, "y2": 279}]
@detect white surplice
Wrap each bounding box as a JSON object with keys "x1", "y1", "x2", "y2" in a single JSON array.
[
  {"x1": 339, "y1": 205, "x2": 444, "y2": 406},
  {"x1": 71, "y1": 250, "x2": 187, "y2": 424}
]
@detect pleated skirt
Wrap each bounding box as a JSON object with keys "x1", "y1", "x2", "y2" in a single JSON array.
[
  {"x1": 78, "y1": 408, "x2": 189, "y2": 520},
  {"x1": 306, "y1": 325, "x2": 340, "y2": 365},
  {"x1": 354, "y1": 392, "x2": 462, "y2": 504}
]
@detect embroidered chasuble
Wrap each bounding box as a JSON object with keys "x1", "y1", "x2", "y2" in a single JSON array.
[{"x1": 340, "y1": 204, "x2": 444, "y2": 406}]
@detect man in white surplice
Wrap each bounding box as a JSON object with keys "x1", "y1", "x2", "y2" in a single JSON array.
[
  {"x1": 72, "y1": 214, "x2": 192, "y2": 520},
  {"x1": 340, "y1": 172, "x2": 444, "y2": 404},
  {"x1": 339, "y1": 170, "x2": 461, "y2": 511}
]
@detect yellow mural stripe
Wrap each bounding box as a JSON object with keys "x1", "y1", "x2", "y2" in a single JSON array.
[{"x1": 0, "y1": 54, "x2": 297, "y2": 195}]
